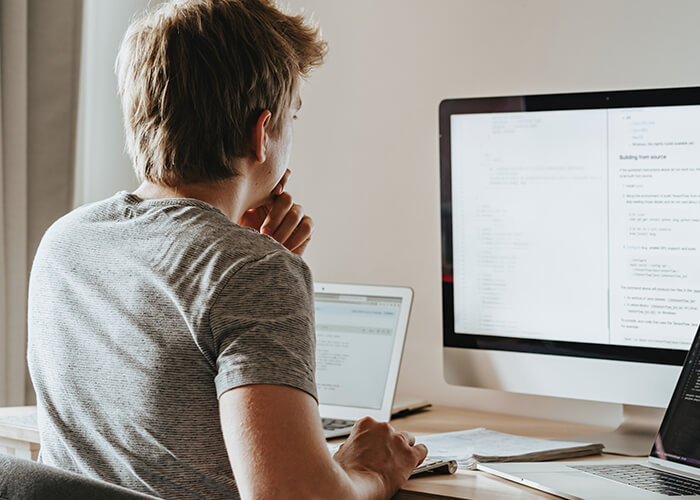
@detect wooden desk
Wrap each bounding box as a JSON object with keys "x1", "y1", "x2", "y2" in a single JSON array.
[
  {"x1": 0, "y1": 404, "x2": 620, "y2": 498},
  {"x1": 389, "y1": 405, "x2": 618, "y2": 500},
  {"x1": 0, "y1": 406, "x2": 40, "y2": 460}
]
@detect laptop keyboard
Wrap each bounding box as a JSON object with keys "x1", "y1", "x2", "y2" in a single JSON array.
[
  {"x1": 322, "y1": 418, "x2": 355, "y2": 431},
  {"x1": 571, "y1": 464, "x2": 700, "y2": 496}
]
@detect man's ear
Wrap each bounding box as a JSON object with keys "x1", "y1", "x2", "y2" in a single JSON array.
[{"x1": 251, "y1": 110, "x2": 272, "y2": 163}]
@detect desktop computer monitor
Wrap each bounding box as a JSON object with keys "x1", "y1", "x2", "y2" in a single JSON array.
[{"x1": 440, "y1": 86, "x2": 700, "y2": 454}]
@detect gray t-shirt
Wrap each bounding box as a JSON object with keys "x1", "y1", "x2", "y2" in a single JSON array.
[{"x1": 27, "y1": 191, "x2": 317, "y2": 499}]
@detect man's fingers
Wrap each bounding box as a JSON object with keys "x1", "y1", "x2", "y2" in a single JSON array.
[
  {"x1": 403, "y1": 432, "x2": 416, "y2": 447},
  {"x1": 255, "y1": 188, "x2": 314, "y2": 256},
  {"x1": 261, "y1": 192, "x2": 293, "y2": 235},
  {"x1": 413, "y1": 443, "x2": 429, "y2": 463},
  {"x1": 291, "y1": 236, "x2": 311, "y2": 256},
  {"x1": 273, "y1": 169, "x2": 292, "y2": 196},
  {"x1": 284, "y1": 216, "x2": 314, "y2": 252},
  {"x1": 238, "y1": 205, "x2": 269, "y2": 230},
  {"x1": 272, "y1": 205, "x2": 304, "y2": 244}
]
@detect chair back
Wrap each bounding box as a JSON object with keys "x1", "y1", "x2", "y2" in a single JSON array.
[{"x1": 0, "y1": 453, "x2": 161, "y2": 500}]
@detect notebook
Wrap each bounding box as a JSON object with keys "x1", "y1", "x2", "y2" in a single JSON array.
[
  {"x1": 313, "y1": 282, "x2": 413, "y2": 439},
  {"x1": 479, "y1": 322, "x2": 700, "y2": 499}
]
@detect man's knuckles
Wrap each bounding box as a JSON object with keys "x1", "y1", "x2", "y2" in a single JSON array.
[
  {"x1": 289, "y1": 204, "x2": 304, "y2": 221},
  {"x1": 299, "y1": 216, "x2": 314, "y2": 233},
  {"x1": 275, "y1": 192, "x2": 294, "y2": 208}
]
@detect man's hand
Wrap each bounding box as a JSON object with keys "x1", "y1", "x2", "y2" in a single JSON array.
[
  {"x1": 238, "y1": 170, "x2": 314, "y2": 256},
  {"x1": 334, "y1": 417, "x2": 428, "y2": 498},
  {"x1": 220, "y1": 386, "x2": 428, "y2": 500}
]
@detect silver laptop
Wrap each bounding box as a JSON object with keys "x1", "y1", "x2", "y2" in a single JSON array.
[
  {"x1": 314, "y1": 282, "x2": 413, "y2": 439},
  {"x1": 479, "y1": 323, "x2": 700, "y2": 499}
]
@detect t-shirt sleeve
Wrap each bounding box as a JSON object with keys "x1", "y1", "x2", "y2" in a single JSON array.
[{"x1": 209, "y1": 250, "x2": 317, "y2": 401}]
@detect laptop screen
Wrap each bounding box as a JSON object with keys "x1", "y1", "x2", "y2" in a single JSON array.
[
  {"x1": 652, "y1": 324, "x2": 700, "y2": 467},
  {"x1": 314, "y1": 291, "x2": 403, "y2": 410}
]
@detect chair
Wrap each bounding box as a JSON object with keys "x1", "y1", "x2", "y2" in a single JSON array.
[{"x1": 0, "y1": 453, "x2": 161, "y2": 500}]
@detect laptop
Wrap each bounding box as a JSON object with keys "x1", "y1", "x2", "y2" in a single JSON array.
[
  {"x1": 313, "y1": 282, "x2": 413, "y2": 439},
  {"x1": 479, "y1": 323, "x2": 700, "y2": 499}
]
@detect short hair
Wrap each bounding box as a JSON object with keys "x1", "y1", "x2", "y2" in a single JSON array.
[{"x1": 116, "y1": 0, "x2": 326, "y2": 186}]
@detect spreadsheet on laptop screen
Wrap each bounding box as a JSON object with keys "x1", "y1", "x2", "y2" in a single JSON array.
[{"x1": 314, "y1": 293, "x2": 402, "y2": 410}]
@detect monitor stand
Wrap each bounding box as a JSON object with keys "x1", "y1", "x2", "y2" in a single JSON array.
[{"x1": 569, "y1": 404, "x2": 665, "y2": 456}]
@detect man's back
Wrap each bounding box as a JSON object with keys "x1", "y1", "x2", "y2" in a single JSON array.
[
  {"x1": 27, "y1": 192, "x2": 316, "y2": 499},
  {"x1": 26, "y1": 1, "x2": 428, "y2": 498}
]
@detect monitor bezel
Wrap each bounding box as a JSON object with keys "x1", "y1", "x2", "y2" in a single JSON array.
[{"x1": 439, "y1": 86, "x2": 700, "y2": 367}]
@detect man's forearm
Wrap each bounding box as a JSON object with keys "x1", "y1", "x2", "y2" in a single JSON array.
[
  {"x1": 342, "y1": 470, "x2": 391, "y2": 500},
  {"x1": 326, "y1": 461, "x2": 390, "y2": 500}
]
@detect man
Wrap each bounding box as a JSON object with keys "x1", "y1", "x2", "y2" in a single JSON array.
[{"x1": 27, "y1": 0, "x2": 427, "y2": 499}]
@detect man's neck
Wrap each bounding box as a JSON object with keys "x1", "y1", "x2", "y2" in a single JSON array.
[{"x1": 132, "y1": 178, "x2": 249, "y2": 222}]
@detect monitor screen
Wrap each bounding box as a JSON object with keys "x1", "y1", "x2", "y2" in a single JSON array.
[
  {"x1": 441, "y1": 87, "x2": 700, "y2": 365},
  {"x1": 652, "y1": 324, "x2": 700, "y2": 468}
]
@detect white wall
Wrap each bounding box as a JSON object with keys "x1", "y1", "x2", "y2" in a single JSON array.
[
  {"x1": 74, "y1": 0, "x2": 150, "y2": 206},
  {"x1": 76, "y1": 0, "x2": 700, "y2": 426},
  {"x1": 281, "y1": 0, "x2": 700, "y2": 427}
]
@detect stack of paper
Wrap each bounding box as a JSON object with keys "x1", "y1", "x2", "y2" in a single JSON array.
[{"x1": 416, "y1": 428, "x2": 604, "y2": 470}]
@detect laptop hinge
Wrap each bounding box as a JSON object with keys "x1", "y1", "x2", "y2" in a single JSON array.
[{"x1": 648, "y1": 457, "x2": 700, "y2": 481}]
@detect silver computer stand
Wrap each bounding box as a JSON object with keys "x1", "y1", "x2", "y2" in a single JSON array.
[{"x1": 569, "y1": 404, "x2": 665, "y2": 456}]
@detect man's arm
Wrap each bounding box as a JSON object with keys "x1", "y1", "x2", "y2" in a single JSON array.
[{"x1": 219, "y1": 384, "x2": 427, "y2": 500}]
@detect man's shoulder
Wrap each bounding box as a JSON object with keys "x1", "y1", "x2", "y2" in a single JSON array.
[
  {"x1": 168, "y1": 204, "x2": 304, "y2": 270},
  {"x1": 38, "y1": 192, "x2": 308, "y2": 282},
  {"x1": 47, "y1": 192, "x2": 285, "y2": 253}
]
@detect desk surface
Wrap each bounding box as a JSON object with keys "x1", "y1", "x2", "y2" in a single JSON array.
[
  {"x1": 0, "y1": 404, "x2": 624, "y2": 499},
  {"x1": 0, "y1": 405, "x2": 39, "y2": 444},
  {"x1": 389, "y1": 405, "x2": 622, "y2": 500}
]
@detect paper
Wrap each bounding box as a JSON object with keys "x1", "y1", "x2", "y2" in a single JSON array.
[
  {"x1": 327, "y1": 427, "x2": 603, "y2": 470},
  {"x1": 416, "y1": 427, "x2": 603, "y2": 470}
]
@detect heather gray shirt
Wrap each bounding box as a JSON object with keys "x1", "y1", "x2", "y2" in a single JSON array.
[{"x1": 27, "y1": 192, "x2": 317, "y2": 499}]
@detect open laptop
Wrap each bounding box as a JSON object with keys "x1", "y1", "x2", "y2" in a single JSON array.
[
  {"x1": 314, "y1": 282, "x2": 413, "y2": 439},
  {"x1": 479, "y1": 322, "x2": 700, "y2": 499}
]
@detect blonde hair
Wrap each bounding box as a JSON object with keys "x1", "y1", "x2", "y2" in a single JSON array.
[{"x1": 116, "y1": 0, "x2": 326, "y2": 186}]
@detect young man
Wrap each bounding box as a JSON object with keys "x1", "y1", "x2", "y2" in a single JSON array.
[{"x1": 27, "y1": 0, "x2": 427, "y2": 499}]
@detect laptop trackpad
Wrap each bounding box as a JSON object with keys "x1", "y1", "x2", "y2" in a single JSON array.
[{"x1": 480, "y1": 463, "x2": 670, "y2": 500}]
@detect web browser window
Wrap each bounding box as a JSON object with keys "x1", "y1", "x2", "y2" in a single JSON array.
[
  {"x1": 314, "y1": 293, "x2": 402, "y2": 409},
  {"x1": 450, "y1": 105, "x2": 700, "y2": 349}
]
